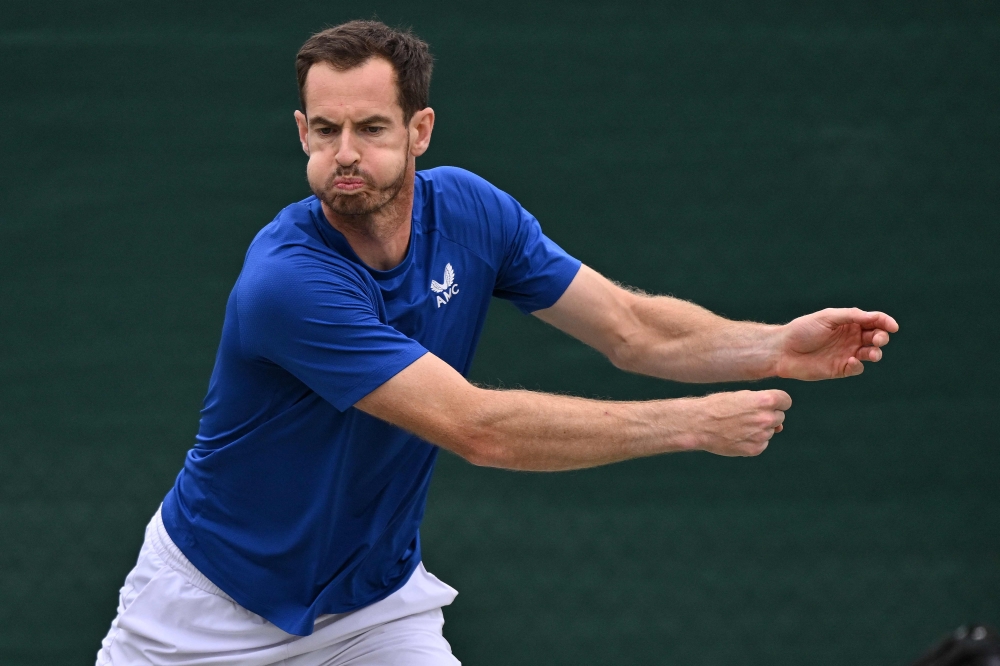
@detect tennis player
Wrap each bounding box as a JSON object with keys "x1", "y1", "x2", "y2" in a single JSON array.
[{"x1": 96, "y1": 20, "x2": 898, "y2": 666}]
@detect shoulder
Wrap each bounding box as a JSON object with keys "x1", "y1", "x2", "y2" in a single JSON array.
[
  {"x1": 416, "y1": 167, "x2": 526, "y2": 260},
  {"x1": 244, "y1": 197, "x2": 322, "y2": 260},
  {"x1": 238, "y1": 202, "x2": 373, "y2": 318},
  {"x1": 417, "y1": 167, "x2": 519, "y2": 218},
  {"x1": 417, "y1": 165, "x2": 492, "y2": 192}
]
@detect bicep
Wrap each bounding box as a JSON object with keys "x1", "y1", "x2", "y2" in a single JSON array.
[
  {"x1": 532, "y1": 264, "x2": 640, "y2": 360},
  {"x1": 354, "y1": 352, "x2": 484, "y2": 459}
]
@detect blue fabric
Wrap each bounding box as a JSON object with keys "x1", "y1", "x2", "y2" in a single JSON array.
[{"x1": 160, "y1": 167, "x2": 581, "y2": 636}]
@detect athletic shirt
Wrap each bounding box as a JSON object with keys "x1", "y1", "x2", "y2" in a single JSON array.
[{"x1": 160, "y1": 167, "x2": 581, "y2": 636}]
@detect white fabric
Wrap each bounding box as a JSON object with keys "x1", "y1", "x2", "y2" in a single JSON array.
[{"x1": 96, "y1": 509, "x2": 460, "y2": 666}]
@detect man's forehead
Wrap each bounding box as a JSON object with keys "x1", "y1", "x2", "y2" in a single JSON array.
[{"x1": 303, "y1": 59, "x2": 402, "y2": 120}]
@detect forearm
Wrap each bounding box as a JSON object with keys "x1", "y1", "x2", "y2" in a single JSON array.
[
  {"x1": 614, "y1": 295, "x2": 784, "y2": 383},
  {"x1": 356, "y1": 352, "x2": 788, "y2": 472},
  {"x1": 356, "y1": 355, "x2": 697, "y2": 470},
  {"x1": 534, "y1": 266, "x2": 785, "y2": 384},
  {"x1": 457, "y1": 388, "x2": 696, "y2": 471}
]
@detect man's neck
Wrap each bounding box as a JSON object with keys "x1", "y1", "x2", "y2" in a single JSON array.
[{"x1": 321, "y1": 166, "x2": 415, "y2": 271}]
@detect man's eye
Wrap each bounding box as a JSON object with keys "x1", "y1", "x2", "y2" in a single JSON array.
[
  {"x1": 364, "y1": 126, "x2": 385, "y2": 135},
  {"x1": 317, "y1": 127, "x2": 334, "y2": 136}
]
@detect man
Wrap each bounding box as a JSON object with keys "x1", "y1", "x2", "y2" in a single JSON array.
[{"x1": 96, "y1": 20, "x2": 898, "y2": 666}]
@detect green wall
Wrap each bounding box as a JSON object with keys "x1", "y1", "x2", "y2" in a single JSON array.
[{"x1": 1, "y1": 2, "x2": 997, "y2": 664}]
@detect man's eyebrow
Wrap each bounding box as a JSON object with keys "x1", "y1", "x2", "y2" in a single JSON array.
[
  {"x1": 308, "y1": 114, "x2": 395, "y2": 128},
  {"x1": 308, "y1": 115, "x2": 338, "y2": 127},
  {"x1": 356, "y1": 114, "x2": 394, "y2": 126}
]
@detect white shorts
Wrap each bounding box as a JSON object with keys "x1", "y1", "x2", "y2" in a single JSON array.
[{"x1": 96, "y1": 509, "x2": 460, "y2": 665}]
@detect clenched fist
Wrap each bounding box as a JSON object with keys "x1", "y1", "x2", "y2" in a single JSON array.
[{"x1": 684, "y1": 389, "x2": 792, "y2": 457}]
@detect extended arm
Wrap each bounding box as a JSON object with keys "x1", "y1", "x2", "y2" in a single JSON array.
[
  {"x1": 355, "y1": 353, "x2": 791, "y2": 471},
  {"x1": 357, "y1": 265, "x2": 895, "y2": 470},
  {"x1": 533, "y1": 265, "x2": 898, "y2": 383}
]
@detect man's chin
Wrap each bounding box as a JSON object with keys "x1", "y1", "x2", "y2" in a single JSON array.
[
  {"x1": 323, "y1": 192, "x2": 381, "y2": 216},
  {"x1": 315, "y1": 166, "x2": 407, "y2": 218}
]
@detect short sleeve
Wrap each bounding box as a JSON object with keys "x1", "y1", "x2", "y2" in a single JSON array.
[
  {"x1": 489, "y1": 190, "x2": 582, "y2": 314},
  {"x1": 236, "y1": 256, "x2": 428, "y2": 411}
]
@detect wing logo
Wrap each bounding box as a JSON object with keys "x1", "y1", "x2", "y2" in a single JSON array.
[{"x1": 430, "y1": 263, "x2": 459, "y2": 308}]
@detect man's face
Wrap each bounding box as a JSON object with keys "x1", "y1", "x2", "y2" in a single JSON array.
[{"x1": 294, "y1": 59, "x2": 417, "y2": 217}]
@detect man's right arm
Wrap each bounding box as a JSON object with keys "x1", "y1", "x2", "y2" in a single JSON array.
[{"x1": 355, "y1": 353, "x2": 791, "y2": 471}]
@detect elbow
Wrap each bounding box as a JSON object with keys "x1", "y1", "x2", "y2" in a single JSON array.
[
  {"x1": 450, "y1": 425, "x2": 506, "y2": 468},
  {"x1": 607, "y1": 327, "x2": 649, "y2": 373},
  {"x1": 440, "y1": 395, "x2": 507, "y2": 468},
  {"x1": 604, "y1": 295, "x2": 645, "y2": 373},
  {"x1": 458, "y1": 442, "x2": 501, "y2": 468},
  {"x1": 607, "y1": 339, "x2": 638, "y2": 373}
]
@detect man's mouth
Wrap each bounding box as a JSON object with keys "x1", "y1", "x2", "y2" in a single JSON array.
[{"x1": 332, "y1": 177, "x2": 366, "y2": 192}]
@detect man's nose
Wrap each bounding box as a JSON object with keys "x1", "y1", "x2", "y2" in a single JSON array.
[{"x1": 335, "y1": 132, "x2": 361, "y2": 167}]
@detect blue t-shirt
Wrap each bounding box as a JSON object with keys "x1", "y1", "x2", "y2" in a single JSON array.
[{"x1": 160, "y1": 167, "x2": 581, "y2": 636}]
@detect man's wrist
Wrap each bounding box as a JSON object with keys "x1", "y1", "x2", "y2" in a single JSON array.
[{"x1": 759, "y1": 323, "x2": 787, "y2": 379}]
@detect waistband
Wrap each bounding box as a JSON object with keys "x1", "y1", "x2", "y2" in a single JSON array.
[{"x1": 150, "y1": 506, "x2": 235, "y2": 602}]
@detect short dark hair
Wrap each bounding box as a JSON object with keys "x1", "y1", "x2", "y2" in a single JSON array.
[{"x1": 296, "y1": 20, "x2": 433, "y2": 123}]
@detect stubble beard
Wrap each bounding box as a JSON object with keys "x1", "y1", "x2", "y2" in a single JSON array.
[{"x1": 314, "y1": 138, "x2": 410, "y2": 219}]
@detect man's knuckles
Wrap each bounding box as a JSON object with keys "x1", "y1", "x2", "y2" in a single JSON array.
[
  {"x1": 739, "y1": 439, "x2": 769, "y2": 456},
  {"x1": 773, "y1": 390, "x2": 793, "y2": 410},
  {"x1": 750, "y1": 390, "x2": 792, "y2": 411}
]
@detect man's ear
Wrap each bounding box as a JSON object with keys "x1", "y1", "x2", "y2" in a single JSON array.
[
  {"x1": 409, "y1": 107, "x2": 435, "y2": 157},
  {"x1": 294, "y1": 110, "x2": 310, "y2": 156}
]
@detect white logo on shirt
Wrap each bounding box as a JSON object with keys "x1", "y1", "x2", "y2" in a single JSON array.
[{"x1": 431, "y1": 263, "x2": 459, "y2": 308}]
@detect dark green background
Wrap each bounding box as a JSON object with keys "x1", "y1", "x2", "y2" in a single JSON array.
[{"x1": 1, "y1": 1, "x2": 997, "y2": 664}]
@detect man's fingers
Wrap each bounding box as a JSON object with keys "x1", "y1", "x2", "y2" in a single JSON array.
[
  {"x1": 866, "y1": 312, "x2": 899, "y2": 333},
  {"x1": 862, "y1": 329, "x2": 891, "y2": 347},
  {"x1": 844, "y1": 357, "x2": 865, "y2": 376},
  {"x1": 757, "y1": 389, "x2": 792, "y2": 411},
  {"x1": 822, "y1": 308, "x2": 899, "y2": 333},
  {"x1": 857, "y1": 346, "x2": 883, "y2": 362}
]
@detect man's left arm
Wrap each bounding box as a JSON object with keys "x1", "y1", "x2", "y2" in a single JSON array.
[{"x1": 533, "y1": 265, "x2": 899, "y2": 383}]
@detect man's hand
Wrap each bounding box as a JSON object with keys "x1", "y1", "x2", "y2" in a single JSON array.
[
  {"x1": 774, "y1": 308, "x2": 899, "y2": 380},
  {"x1": 682, "y1": 389, "x2": 792, "y2": 457}
]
